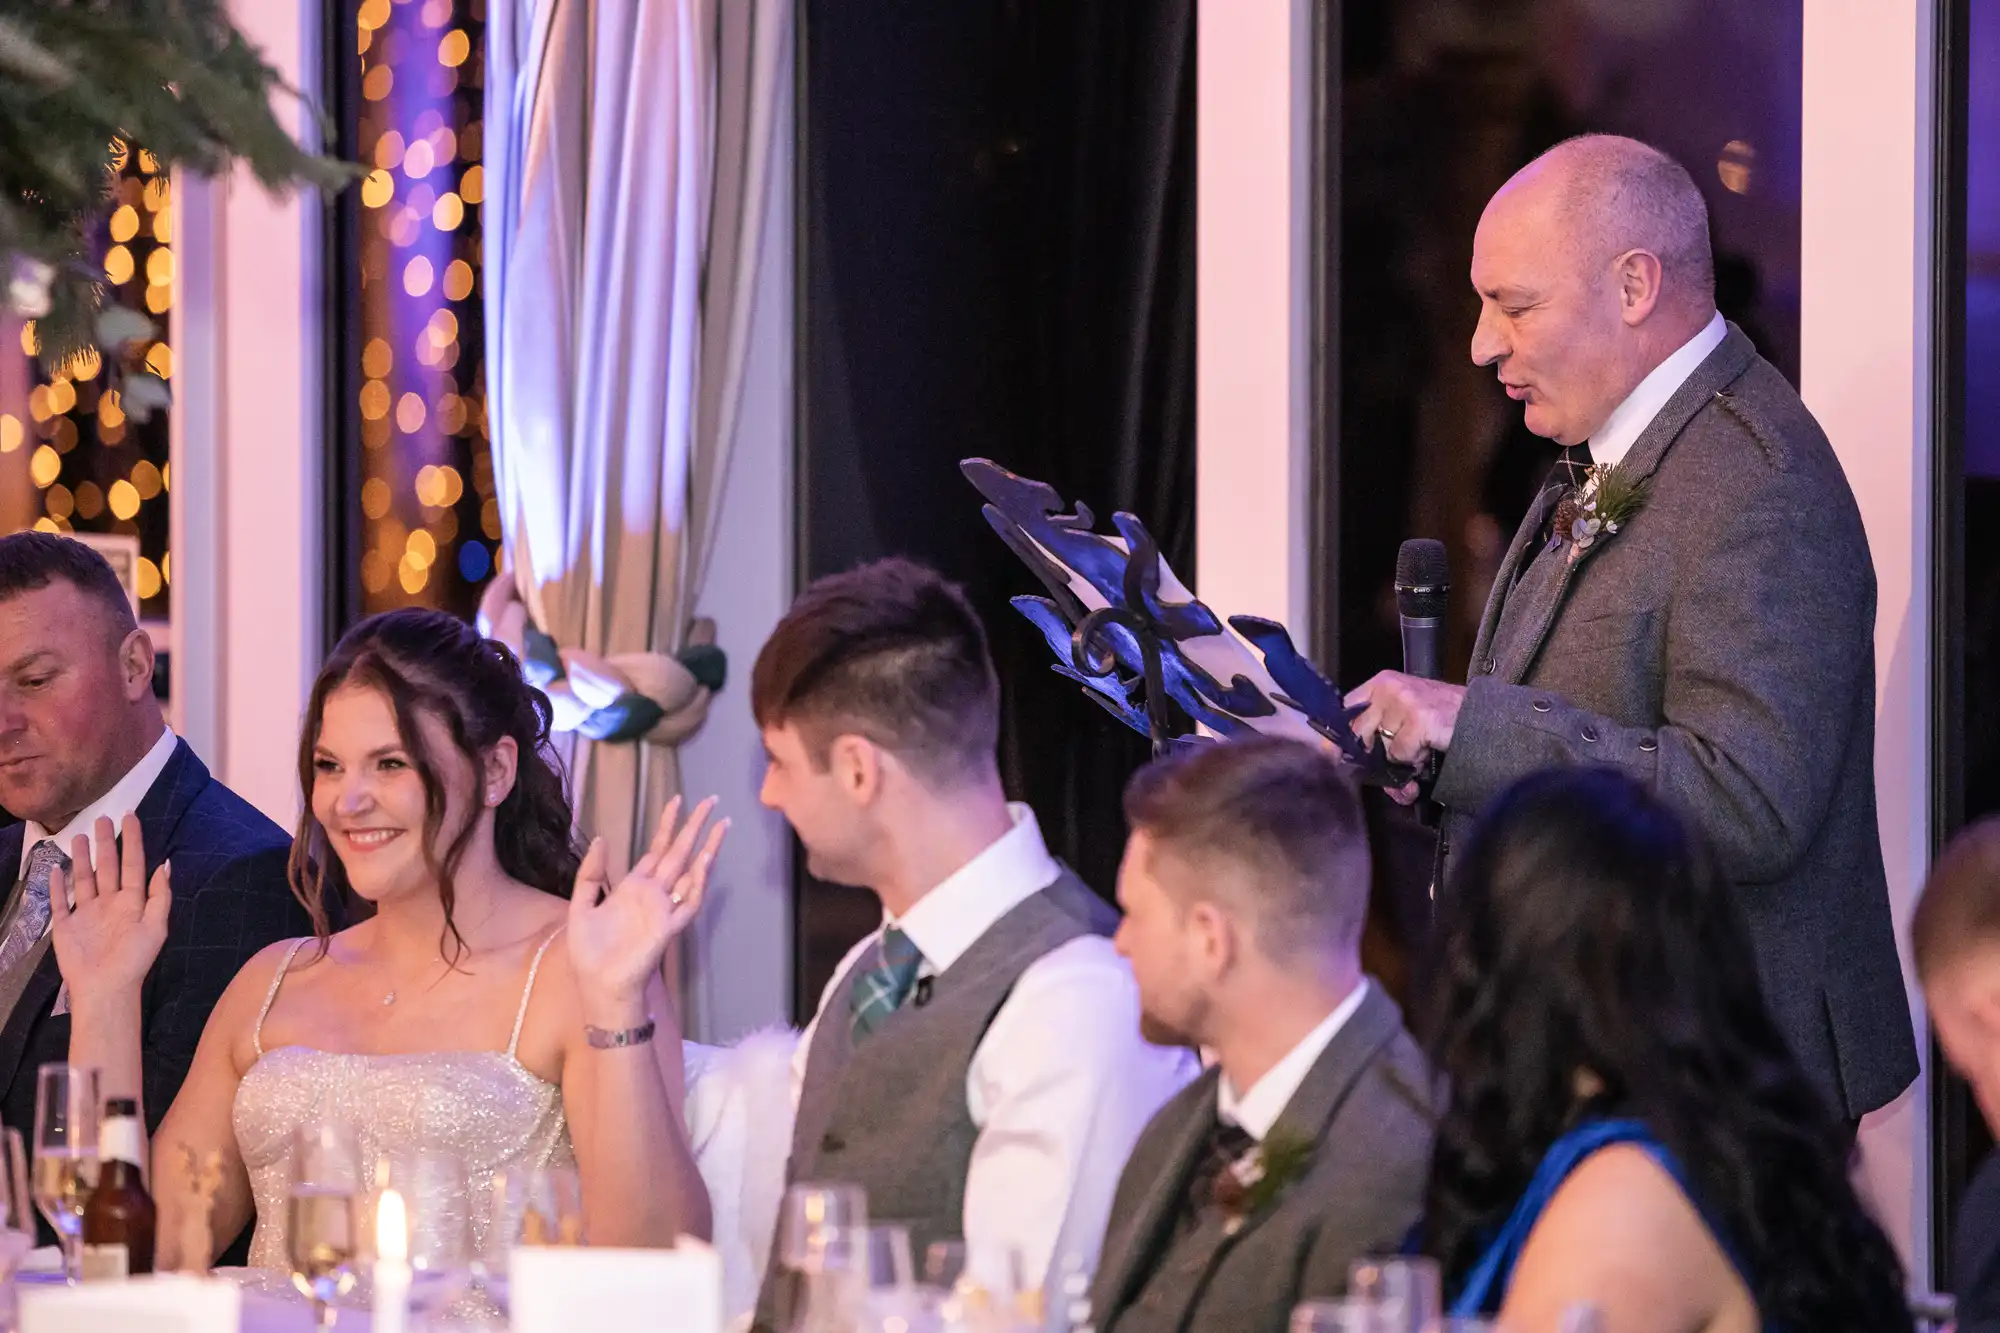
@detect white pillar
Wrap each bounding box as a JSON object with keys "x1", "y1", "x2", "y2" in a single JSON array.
[
  {"x1": 1194, "y1": 0, "x2": 1314, "y2": 636},
  {"x1": 1802, "y1": 0, "x2": 1938, "y2": 1283},
  {"x1": 170, "y1": 0, "x2": 324, "y2": 827}
]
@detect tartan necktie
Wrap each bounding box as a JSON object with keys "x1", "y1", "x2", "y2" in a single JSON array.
[
  {"x1": 0, "y1": 841, "x2": 68, "y2": 977},
  {"x1": 848, "y1": 926, "x2": 924, "y2": 1043}
]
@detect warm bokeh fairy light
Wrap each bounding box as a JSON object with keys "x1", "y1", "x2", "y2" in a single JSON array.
[
  {"x1": 13, "y1": 139, "x2": 175, "y2": 617},
  {"x1": 353, "y1": 0, "x2": 494, "y2": 611}
]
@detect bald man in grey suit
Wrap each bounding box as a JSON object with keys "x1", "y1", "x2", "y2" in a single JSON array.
[{"x1": 1348, "y1": 135, "x2": 1916, "y2": 1129}]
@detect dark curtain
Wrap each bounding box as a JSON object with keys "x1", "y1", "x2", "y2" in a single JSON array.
[{"x1": 797, "y1": 1, "x2": 1195, "y2": 1017}]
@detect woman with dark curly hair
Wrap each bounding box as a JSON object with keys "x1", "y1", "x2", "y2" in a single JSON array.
[
  {"x1": 54, "y1": 610, "x2": 726, "y2": 1271},
  {"x1": 1422, "y1": 766, "x2": 1911, "y2": 1333}
]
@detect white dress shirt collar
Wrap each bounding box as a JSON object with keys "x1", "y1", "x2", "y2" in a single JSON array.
[
  {"x1": 20, "y1": 727, "x2": 177, "y2": 879},
  {"x1": 1587, "y1": 311, "x2": 1727, "y2": 469},
  {"x1": 888, "y1": 803, "x2": 1062, "y2": 972},
  {"x1": 1216, "y1": 978, "x2": 1370, "y2": 1142}
]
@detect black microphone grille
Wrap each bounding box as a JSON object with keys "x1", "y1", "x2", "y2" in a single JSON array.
[{"x1": 1395, "y1": 539, "x2": 1450, "y2": 619}]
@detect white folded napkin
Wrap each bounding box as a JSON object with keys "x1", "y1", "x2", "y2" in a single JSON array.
[
  {"x1": 20, "y1": 1273, "x2": 241, "y2": 1333},
  {"x1": 509, "y1": 1239, "x2": 723, "y2": 1333}
]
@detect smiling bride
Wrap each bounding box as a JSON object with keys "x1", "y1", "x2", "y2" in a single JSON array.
[{"x1": 50, "y1": 608, "x2": 791, "y2": 1315}]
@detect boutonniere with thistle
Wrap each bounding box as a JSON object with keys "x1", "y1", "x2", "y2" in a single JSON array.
[
  {"x1": 1550, "y1": 462, "x2": 1648, "y2": 563},
  {"x1": 1212, "y1": 1127, "x2": 1315, "y2": 1236}
]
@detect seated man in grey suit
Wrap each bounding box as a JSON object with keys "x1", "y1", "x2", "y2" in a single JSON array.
[
  {"x1": 1091, "y1": 736, "x2": 1434, "y2": 1333},
  {"x1": 750, "y1": 558, "x2": 1196, "y2": 1331}
]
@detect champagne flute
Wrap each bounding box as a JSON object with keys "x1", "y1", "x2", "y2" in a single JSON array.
[
  {"x1": 288, "y1": 1122, "x2": 361, "y2": 1327},
  {"x1": 32, "y1": 1064, "x2": 100, "y2": 1285}
]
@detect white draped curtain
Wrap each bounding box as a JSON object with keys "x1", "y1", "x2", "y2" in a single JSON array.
[{"x1": 481, "y1": 0, "x2": 790, "y2": 888}]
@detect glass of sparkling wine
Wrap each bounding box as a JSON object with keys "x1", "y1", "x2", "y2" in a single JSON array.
[
  {"x1": 32, "y1": 1064, "x2": 100, "y2": 1286},
  {"x1": 289, "y1": 1122, "x2": 362, "y2": 1328}
]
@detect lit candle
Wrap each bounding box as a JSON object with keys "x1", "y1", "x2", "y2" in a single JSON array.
[{"x1": 373, "y1": 1188, "x2": 411, "y2": 1333}]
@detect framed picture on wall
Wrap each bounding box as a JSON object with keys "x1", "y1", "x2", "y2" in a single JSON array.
[{"x1": 67, "y1": 532, "x2": 141, "y2": 614}]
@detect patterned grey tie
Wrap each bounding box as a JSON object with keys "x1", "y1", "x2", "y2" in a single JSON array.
[{"x1": 0, "y1": 842, "x2": 68, "y2": 977}]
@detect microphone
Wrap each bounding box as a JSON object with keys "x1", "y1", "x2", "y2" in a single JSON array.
[{"x1": 1395, "y1": 539, "x2": 1450, "y2": 681}]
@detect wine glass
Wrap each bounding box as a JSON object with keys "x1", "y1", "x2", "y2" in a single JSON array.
[
  {"x1": 32, "y1": 1064, "x2": 100, "y2": 1286},
  {"x1": 775, "y1": 1184, "x2": 867, "y2": 1332},
  {"x1": 1348, "y1": 1256, "x2": 1441, "y2": 1333},
  {"x1": 288, "y1": 1121, "x2": 361, "y2": 1327},
  {"x1": 778, "y1": 1183, "x2": 867, "y2": 1274},
  {"x1": 373, "y1": 1151, "x2": 472, "y2": 1314},
  {"x1": 489, "y1": 1165, "x2": 585, "y2": 1260}
]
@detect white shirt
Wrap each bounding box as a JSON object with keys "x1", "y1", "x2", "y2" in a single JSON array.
[
  {"x1": 793, "y1": 805, "x2": 1198, "y2": 1309},
  {"x1": 1215, "y1": 979, "x2": 1370, "y2": 1141},
  {"x1": 18, "y1": 727, "x2": 177, "y2": 882},
  {"x1": 1586, "y1": 311, "x2": 1727, "y2": 468}
]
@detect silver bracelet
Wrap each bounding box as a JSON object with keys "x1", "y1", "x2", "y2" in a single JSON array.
[{"x1": 584, "y1": 1017, "x2": 657, "y2": 1049}]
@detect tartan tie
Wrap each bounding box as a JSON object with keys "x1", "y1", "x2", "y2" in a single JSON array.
[
  {"x1": 848, "y1": 926, "x2": 923, "y2": 1043},
  {"x1": 0, "y1": 841, "x2": 67, "y2": 977}
]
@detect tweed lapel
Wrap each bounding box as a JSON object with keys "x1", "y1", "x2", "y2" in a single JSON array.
[
  {"x1": 1610, "y1": 324, "x2": 1757, "y2": 489},
  {"x1": 1211, "y1": 983, "x2": 1408, "y2": 1259},
  {"x1": 1095, "y1": 1067, "x2": 1223, "y2": 1317},
  {"x1": 1114, "y1": 985, "x2": 1414, "y2": 1320},
  {"x1": 1471, "y1": 482, "x2": 1565, "y2": 673},
  {"x1": 1484, "y1": 324, "x2": 1758, "y2": 685}
]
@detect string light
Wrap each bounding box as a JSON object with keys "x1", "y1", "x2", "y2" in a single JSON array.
[
  {"x1": 356, "y1": 0, "x2": 491, "y2": 610},
  {"x1": 0, "y1": 416, "x2": 20, "y2": 452}
]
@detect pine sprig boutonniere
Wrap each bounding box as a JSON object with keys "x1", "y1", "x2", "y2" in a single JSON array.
[
  {"x1": 1214, "y1": 1127, "x2": 1315, "y2": 1235},
  {"x1": 1555, "y1": 462, "x2": 1649, "y2": 560}
]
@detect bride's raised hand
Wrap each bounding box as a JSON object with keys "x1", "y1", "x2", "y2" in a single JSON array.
[
  {"x1": 566, "y1": 796, "x2": 728, "y2": 1021},
  {"x1": 49, "y1": 813, "x2": 173, "y2": 1003}
]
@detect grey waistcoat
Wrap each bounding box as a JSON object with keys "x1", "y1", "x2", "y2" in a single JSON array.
[{"x1": 752, "y1": 870, "x2": 1117, "y2": 1332}]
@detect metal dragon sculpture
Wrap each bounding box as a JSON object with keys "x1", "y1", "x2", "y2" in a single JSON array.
[{"x1": 961, "y1": 458, "x2": 1414, "y2": 787}]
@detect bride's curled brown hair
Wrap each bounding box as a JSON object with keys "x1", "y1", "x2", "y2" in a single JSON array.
[{"x1": 288, "y1": 608, "x2": 583, "y2": 957}]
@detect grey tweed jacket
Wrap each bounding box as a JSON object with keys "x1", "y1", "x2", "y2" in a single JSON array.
[
  {"x1": 1089, "y1": 983, "x2": 1434, "y2": 1333},
  {"x1": 1433, "y1": 323, "x2": 1918, "y2": 1120}
]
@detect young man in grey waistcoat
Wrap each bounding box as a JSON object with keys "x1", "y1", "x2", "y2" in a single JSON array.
[
  {"x1": 750, "y1": 558, "x2": 1195, "y2": 1332},
  {"x1": 1090, "y1": 737, "x2": 1434, "y2": 1333}
]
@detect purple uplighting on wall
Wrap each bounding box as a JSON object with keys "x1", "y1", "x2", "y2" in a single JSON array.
[{"x1": 353, "y1": 0, "x2": 496, "y2": 612}]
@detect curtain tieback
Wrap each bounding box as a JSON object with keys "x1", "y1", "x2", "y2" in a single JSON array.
[{"x1": 478, "y1": 579, "x2": 726, "y2": 746}]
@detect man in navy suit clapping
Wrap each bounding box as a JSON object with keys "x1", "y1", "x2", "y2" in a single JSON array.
[{"x1": 0, "y1": 533, "x2": 312, "y2": 1246}]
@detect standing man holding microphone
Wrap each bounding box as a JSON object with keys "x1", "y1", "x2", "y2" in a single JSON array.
[{"x1": 1347, "y1": 134, "x2": 1915, "y2": 1134}]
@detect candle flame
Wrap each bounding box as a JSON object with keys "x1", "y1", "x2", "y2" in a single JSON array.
[{"x1": 377, "y1": 1187, "x2": 408, "y2": 1264}]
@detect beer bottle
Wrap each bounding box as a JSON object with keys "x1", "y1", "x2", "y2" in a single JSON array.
[{"x1": 81, "y1": 1097, "x2": 155, "y2": 1277}]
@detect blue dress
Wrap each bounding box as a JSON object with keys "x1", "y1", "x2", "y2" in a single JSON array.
[{"x1": 1448, "y1": 1118, "x2": 1758, "y2": 1322}]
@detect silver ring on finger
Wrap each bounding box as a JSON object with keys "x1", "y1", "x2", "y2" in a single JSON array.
[
  {"x1": 669, "y1": 890, "x2": 686, "y2": 907},
  {"x1": 1377, "y1": 726, "x2": 1398, "y2": 743}
]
